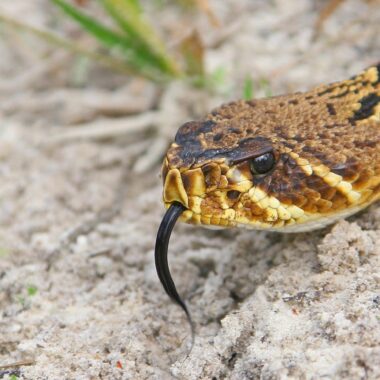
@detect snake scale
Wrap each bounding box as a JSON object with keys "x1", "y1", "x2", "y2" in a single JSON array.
[{"x1": 155, "y1": 63, "x2": 380, "y2": 326}]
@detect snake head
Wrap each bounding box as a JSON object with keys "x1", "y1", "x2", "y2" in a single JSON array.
[
  {"x1": 162, "y1": 107, "x2": 295, "y2": 230},
  {"x1": 162, "y1": 94, "x2": 378, "y2": 232}
]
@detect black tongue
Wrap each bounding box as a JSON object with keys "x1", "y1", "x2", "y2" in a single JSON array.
[{"x1": 154, "y1": 202, "x2": 194, "y2": 332}]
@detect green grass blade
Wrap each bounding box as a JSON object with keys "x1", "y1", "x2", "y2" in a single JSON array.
[
  {"x1": 101, "y1": 0, "x2": 181, "y2": 76},
  {"x1": 52, "y1": 0, "x2": 173, "y2": 79},
  {"x1": 52, "y1": 0, "x2": 128, "y2": 50},
  {"x1": 243, "y1": 76, "x2": 254, "y2": 100},
  {"x1": 123, "y1": 0, "x2": 142, "y2": 14},
  {"x1": 259, "y1": 78, "x2": 272, "y2": 97}
]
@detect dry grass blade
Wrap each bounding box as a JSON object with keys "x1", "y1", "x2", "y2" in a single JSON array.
[
  {"x1": 0, "y1": 13, "x2": 137, "y2": 77},
  {"x1": 0, "y1": 359, "x2": 35, "y2": 369},
  {"x1": 47, "y1": 111, "x2": 158, "y2": 143},
  {"x1": 175, "y1": 0, "x2": 220, "y2": 26},
  {"x1": 194, "y1": 0, "x2": 220, "y2": 27},
  {"x1": 180, "y1": 31, "x2": 204, "y2": 77},
  {"x1": 314, "y1": 0, "x2": 345, "y2": 36}
]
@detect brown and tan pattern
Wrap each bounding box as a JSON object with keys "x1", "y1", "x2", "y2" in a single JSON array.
[{"x1": 162, "y1": 63, "x2": 380, "y2": 232}]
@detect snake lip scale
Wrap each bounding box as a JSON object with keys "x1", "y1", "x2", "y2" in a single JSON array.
[{"x1": 154, "y1": 63, "x2": 380, "y2": 329}]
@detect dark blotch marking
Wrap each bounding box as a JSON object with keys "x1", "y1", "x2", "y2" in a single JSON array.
[
  {"x1": 327, "y1": 103, "x2": 337, "y2": 116},
  {"x1": 350, "y1": 93, "x2": 380, "y2": 122},
  {"x1": 357, "y1": 80, "x2": 369, "y2": 87},
  {"x1": 288, "y1": 99, "x2": 299, "y2": 105},
  {"x1": 318, "y1": 87, "x2": 335, "y2": 96},
  {"x1": 283, "y1": 141, "x2": 295, "y2": 149},
  {"x1": 302, "y1": 145, "x2": 335, "y2": 166},
  {"x1": 198, "y1": 120, "x2": 217, "y2": 134},
  {"x1": 175, "y1": 120, "x2": 217, "y2": 145},
  {"x1": 331, "y1": 159, "x2": 360, "y2": 181},
  {"x1": 318, "y1": 131, "x2": 330, "y2": 139},
  {"x1": 175, "y1": 120, "x2": 219, "y2": 165},
  {"x1": 330, "y1": 163, "x2": 349, "y2": 176},
  {"x1": 306, "y1": 175, "x2": 332, "y2": 198},
  {"x1": 354, "y1": 140, "x2": 377, "y2": 149},
  {"x1": 175, "y1": 121, "x2": 202, "y2": 145},
  {"x1": 293, "y1": 135, "x2": 305, "y2": 142}
]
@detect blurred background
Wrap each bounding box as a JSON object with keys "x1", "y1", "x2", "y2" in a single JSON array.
[{"x1": 0, "y1": 1, "x2": 379, "y2": 379}]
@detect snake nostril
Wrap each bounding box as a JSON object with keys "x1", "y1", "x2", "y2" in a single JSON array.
[{"x1": 227, "y1": 190, "x2": 240, "y2": 200}]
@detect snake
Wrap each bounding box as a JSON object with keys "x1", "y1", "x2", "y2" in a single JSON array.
[{"x1": 154, "y1": 63, "x2": 380, "y2": 326}]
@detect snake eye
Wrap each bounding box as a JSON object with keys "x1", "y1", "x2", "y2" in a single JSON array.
[{"x1": 249, "y1": 152, "x2": 275, "y2": 175}]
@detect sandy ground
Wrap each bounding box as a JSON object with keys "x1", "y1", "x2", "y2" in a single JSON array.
[{"x1": 0, "y1": 0, "x2": 379, "y2": 379}]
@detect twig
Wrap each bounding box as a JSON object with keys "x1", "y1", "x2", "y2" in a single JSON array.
[
  {"x1": 0, "y1": 359, "x2": 35, "y2": 369},
  {"x1": 0, "y1": 360, "x2": 34, "y2": 379},
  {"x1": 88, "y1": 247, "x2": 113, "y2": 258},
  {"x1": 1, "y1": 85, "x2": 158, "y2": 118},
  {"x1": 46, "y1": 111, "x2": 159, "y2": 143}
]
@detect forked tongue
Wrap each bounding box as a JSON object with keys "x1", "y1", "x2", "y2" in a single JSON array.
[{"x1": 154, "y1": 201, "x2": 194, "y2": 343}]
